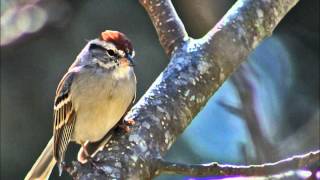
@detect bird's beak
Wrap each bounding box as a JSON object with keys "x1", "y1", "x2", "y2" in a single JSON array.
[{"x1": 119, "y1": 56, "x2": 134, "y2": 67}]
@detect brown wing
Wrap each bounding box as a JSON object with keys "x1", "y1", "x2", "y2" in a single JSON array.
[{"x1": 53, "y1": 72, "x2": 77, "y2": 163}]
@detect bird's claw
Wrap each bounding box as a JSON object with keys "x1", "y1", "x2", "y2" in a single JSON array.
[
  {"x1": 125, "y1": 118, "x2": 136, "y2": 126},
  {"x1": 119, "y1": 124, "x2": 131, "y2": 133},
  {"x1": 119, "y1": 118, "x2": 135, "y2": 133}
]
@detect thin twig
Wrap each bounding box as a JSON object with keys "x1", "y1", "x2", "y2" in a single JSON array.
[{"x1": 157, "y1": 150, "x2": 320, "y2": 177}]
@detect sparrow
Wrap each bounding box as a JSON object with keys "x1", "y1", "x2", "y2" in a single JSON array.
[{"x1": 25, "y1": 30, "x2": 137, "y2": 180}]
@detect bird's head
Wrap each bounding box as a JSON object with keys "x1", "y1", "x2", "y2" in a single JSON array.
[{"x1": 79, "y1": 30, "x2": 135, "y2": 70}]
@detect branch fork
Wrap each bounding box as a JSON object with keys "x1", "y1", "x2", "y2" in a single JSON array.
[{"x1": 67, "y1": 0, "x2": 319, "y2": 179}]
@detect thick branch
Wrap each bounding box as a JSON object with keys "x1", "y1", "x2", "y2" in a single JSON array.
[
  {"x1": 68, "y1": 0, "x2": 302, "y2": 179},
  {"x1": 203, "y1": 0, "x2": 299, "y2": 78},
  {"x1": 157, "y1": 150, "x2": 320, "y2": 177},
  {"x1": 139, "y1": 0, "x2": 188, "y2": 56}
]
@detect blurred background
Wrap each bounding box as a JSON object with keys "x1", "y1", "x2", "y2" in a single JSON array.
[{"x1": 1, "y1": 0, "x2": 319, "y2": 179}]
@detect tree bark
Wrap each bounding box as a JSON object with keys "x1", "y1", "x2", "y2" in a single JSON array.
[{"x1": 65, "y1": 0, "x2": 318, "y2": 179}]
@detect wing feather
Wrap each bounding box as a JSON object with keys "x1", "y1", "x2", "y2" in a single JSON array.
[{"x1": 53, "y1": 72, "x2": 77, "y2": 163}]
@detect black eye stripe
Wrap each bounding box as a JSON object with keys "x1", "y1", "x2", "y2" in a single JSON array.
[
  {"x1": 89, "y1": 43, "x2": 119, "y2": 58},
  {"x1": 89, "y1": 43, "x2": 106, "y2": 51}
]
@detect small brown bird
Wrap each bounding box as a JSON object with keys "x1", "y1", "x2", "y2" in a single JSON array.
[{"x1": 25, "y1": 30, "x2": 136, "y2": 180}]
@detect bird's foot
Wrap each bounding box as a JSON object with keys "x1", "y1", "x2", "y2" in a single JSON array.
[
  {"x1": 119, "y1": 124, "x2": 131, "y2": 133},
  {"x1": 78, "y1": 141, "x2": 92, "y2": 164},
  {"x1": 125, "y1": 118, "x2": 136, "y2": 126},
  {"x1": 77, "y1": 144, "x2": 101, "y2": 170},
  {"x1": 119, "y1": 118, "x2": 135, "y2": 132}
]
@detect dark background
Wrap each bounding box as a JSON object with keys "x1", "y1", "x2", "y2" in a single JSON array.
[{"x1": 1, "y1": 1, "x2": 319, "y2": 179}]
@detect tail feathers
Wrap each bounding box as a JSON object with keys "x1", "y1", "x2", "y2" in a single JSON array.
[{"x1": 25, "y1": 137, "x2": 56, "y2": 180}]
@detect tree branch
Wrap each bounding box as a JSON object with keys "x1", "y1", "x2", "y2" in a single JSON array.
[
  {"x1": 157, "y1": 150, "x2": 320, "y2": 177},
  {"x1": 139, "y1": 0, "x2": 188, "y2": 56},
  {"x1": 218, "y1": 100, "x2": 244, "y2": 118},
  {"x1": 203, "y1": 0, "x2": 300, "y2": 79},
  {"x1": 67, "y1": 0, "x2": 309, "y2": 179},
  {"x1": 230, "y1": 66, "x2": 279, "y2": 162}
]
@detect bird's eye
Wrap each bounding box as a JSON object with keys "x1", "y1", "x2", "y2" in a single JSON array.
[{"x1": 107, "y1": 49, "x2": 116, "y2": 57}]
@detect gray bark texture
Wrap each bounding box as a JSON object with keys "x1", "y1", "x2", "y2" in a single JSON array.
[{"x1": 67, "y1": 0, "x2": 303, "y2": 179}]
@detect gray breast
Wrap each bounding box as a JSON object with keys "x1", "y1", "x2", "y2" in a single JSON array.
[{"x1": 70, "y1": 66, "x2": 136, "y2": 143}]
